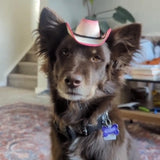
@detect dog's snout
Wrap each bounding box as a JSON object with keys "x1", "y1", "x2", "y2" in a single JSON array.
[{"x1": 64, "y1": 74, "x2": 82, "y2": 88}]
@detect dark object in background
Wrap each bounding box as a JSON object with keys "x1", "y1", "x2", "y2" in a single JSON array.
[
  {"x1": 152, "y1": 89, "x2": 160, "y2": 107},
  {"x1": 130, "y1": 87, "x2": 149, "y2": 106}
]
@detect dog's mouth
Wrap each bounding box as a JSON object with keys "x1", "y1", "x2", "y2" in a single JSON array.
[
  {"x1": 67, "y1": 91, "x2": 82, "y2": 96},
  {"x1": 59, "y1": 89, "x2": 84, "y2": 101},
  {"x1": 57, "y1": 85, "x2": 97, "y2": 101}
]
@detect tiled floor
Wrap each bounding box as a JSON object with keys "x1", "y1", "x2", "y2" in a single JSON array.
[{"x1": 0, "y1": 87, "x2": 51, "y2": 107}]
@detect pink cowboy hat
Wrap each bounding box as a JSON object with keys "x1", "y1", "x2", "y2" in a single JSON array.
[{"x1": 66, "y1": 18, "x2": 111, "y2": 47}]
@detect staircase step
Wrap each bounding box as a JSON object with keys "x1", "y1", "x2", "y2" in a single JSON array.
[
  {"x1": 15, "y1": 62, "x2": 37, "y2": 75},
  {"x1": 8, "y1": 74, "x2": 37, "y2": 90},
  {"x1": 22, "y1": 53, "x2": 37, "y2": 62},
  {"x1": 27, "y1": 45, "x2": 37, "y2": 54}
]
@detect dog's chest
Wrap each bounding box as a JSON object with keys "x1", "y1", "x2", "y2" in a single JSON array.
[
  {"x1": 68, "y1": 138, "x2": 82, "y2": 160},
  {"x1": 67, "y1": 136, "x2": 116, "y2": 160}
]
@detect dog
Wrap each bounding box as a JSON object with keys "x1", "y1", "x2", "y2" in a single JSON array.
[{"x1": 37, "y1": 8, "x2": 141, "y2": 160}]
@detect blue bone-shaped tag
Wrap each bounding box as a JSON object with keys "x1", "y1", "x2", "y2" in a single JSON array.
[{"x1": 102, "y1": 124, "x2": 119, "y2": 140}]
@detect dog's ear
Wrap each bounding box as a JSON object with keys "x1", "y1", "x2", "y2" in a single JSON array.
[
  {"x1": 37, "y1": 7, "x2": 68, "y2": 59},
  {"x1": 107, "y1": 23, "x2": 141, "y2": 82}
]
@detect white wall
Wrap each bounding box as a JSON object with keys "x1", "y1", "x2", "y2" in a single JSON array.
[
  {"x1": 94, "y1": 0, "x2": 160, "y2": 36},
  {"x1": 0, "y1": 0, "x2": 40, "y2": 86},
  {"x1": 48, "y1": 0, "x2": 87, "y2": 28},
  {"x1": 47, "y1": 0, "x2": 160, "y2": 35},
  {"x1": 36, "y1": 0, "x2": 48, "y2": 94}
]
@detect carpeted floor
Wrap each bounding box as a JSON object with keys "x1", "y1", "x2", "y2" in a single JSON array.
[
  {"x1": 0, "y1": 103, "x2": 51, "y2": 160},
  {"x1": 126, "y1": 121, "x2": 160, "y2": 160},
  {"x1": 0, "y1": 103, "x2": 159, "y2": 160}
]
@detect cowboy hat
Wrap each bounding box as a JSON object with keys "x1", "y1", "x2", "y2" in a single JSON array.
[{"x1": 66, "y1": 18, "x2": 111, "y2": 47}]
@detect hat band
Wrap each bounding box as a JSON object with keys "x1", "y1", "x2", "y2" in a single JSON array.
[{"x1": 74, "y1": 32, "x2": 104, "y2": 40}]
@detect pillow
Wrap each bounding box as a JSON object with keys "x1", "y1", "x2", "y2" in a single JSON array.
[
  {"x1": 131, "y1": 39, "x2": 155, "y2": 65},
  {"x1": 154, "y1": 41, "x2": 160, "y2": 58}
]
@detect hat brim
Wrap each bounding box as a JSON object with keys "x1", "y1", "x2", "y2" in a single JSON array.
[{"x1": 66, "y1": 23, "x2": 111, "y2": 47}]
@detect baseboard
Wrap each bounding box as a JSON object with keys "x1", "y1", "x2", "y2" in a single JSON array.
[{"x1": 35, "y1": 86, "x2": 48, "y2": 94}]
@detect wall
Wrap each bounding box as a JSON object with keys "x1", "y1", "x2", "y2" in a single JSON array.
[
  {"x1": 47, "y1": 0, "x2": 160, "y2": 35},
  {"x1": 94, "y1": 0, "x2": 160, "y2": 36},
  {"x1": 48, "y1": 0, "x2": 87, "y2": 27},
  {"x1": 0, "y1": 0, "x2": 40, "y2": 86},
  {"x1": 36, "y1": 0, "x2": 48, "y2": 93}
]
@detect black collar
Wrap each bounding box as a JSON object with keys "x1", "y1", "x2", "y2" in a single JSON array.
[{"x1": 53, "y1": 111, "x2": 111, "y2": 141}]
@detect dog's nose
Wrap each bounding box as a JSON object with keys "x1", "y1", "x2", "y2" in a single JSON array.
[{"x1": 64, "y1": 74, "x2": 82, "y2": 88}]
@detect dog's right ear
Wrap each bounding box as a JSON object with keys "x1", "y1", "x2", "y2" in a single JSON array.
[{"x1": 37, "y1": 8, "x2": 68, "y2": 59}]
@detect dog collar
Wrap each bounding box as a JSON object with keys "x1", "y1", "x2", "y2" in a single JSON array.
[{"x1": 53, "y1": 111, "x2": 119, "y2": 141}]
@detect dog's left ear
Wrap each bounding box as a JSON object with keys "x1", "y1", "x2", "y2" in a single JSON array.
[
  {"x1": 107, "y1": 23, "x2": 141, "y2": 80},
  {"x1": 37, "y1": 8, "x2": 68, "y2": 59},
  {"x1": 36, "y1": 8, "x2": 68, "y2": 73}
]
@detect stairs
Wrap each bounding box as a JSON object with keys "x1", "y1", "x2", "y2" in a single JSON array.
[{"x1": 7, "y1": 45, "x2": 38, "y2": 90}]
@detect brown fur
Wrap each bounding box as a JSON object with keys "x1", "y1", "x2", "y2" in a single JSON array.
[{"x1": 37, "y1": 7, "x2": 141, "y2": 160}]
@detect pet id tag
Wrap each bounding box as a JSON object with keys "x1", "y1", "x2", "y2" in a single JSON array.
[{"x1": 102, "y1": 124, "x2": 119, "y2": 141}]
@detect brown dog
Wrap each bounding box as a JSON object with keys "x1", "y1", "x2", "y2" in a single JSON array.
[{"x1": 37, "y1": 8, "x2": 141, "y2": 160}]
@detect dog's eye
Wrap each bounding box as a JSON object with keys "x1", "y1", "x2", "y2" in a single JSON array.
[
  {"x1": 61, "y1": 48, "x2": 70, "y2": 56},
  {"x1": 91, "y1": 55, "x2": 102, "y2": 63}
]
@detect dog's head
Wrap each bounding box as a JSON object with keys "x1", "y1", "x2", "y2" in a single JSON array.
[{"x1": 37, "y1": 8, "x2": 141, "y2": 102}]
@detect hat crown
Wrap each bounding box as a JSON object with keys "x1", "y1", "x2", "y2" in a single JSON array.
[{"x1": 75, "y1": 19, "x2": 100, "y2": 38}]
